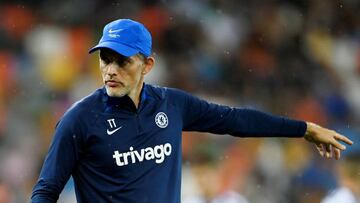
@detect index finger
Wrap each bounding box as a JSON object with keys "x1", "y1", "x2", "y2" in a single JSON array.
[{"x1": 334, "y1": 133, "x2": 354, "y2": 145}]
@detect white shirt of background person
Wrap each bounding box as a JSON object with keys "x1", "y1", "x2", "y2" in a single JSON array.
[{"x1": 321, "y1": 187, "x2": 359, "y2": 203}]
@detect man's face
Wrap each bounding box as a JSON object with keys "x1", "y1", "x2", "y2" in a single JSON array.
[{"x1": 99, "y1": 48, "x2": 145, "y2": 97}]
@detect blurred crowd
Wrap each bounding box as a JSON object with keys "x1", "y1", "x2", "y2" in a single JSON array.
[{"x1": 0, "y1": 0, "x2": 360, "y2": 202}]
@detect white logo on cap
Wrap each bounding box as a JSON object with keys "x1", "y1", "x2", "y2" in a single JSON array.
[
  {"x1": 108, "y1": 28, "x2": 124, "y2": 38},
  {"x1": 109, "y1": 34, "x2": 119, "y2": 38},
  {"x1": 109, "y1": 28, "x2": 124, "y2": 33}
]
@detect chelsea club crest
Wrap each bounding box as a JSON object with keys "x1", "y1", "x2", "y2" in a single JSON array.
[{"x1": 155, "y1": 112, "x2": 168, "y2": 128}]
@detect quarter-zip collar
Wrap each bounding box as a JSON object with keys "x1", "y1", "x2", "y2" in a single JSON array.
[{"x1": 102, "y1": 83, "x2": 148, "y2": 113}]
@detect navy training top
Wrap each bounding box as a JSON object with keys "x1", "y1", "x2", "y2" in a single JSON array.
[{"x1": 31, "y1": 84, "x2": 306, "y2": 203}]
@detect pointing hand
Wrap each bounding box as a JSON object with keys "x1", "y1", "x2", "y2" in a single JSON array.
[{"x1": 304, "y1": 122, "x2": 353, "y2": 160}]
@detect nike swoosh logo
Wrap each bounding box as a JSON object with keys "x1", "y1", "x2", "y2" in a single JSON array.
[
  {"x1": 108, "y1": 28, "x2": 124, "y2": 33},
  {"x1": 107, "y1": 126, "x2": 122, "y2": 135}
]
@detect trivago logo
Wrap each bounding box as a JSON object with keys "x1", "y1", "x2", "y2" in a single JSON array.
[{"x1": 112, "y1": 143, "x2": 172, "y2": 167}]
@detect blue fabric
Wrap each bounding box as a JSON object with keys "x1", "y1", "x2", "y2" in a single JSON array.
[{"x1": 31, "y1": 84, "x2": 306, "y2": 203}]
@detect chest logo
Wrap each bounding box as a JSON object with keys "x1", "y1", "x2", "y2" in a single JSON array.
[
  {"x1": 107, "y1": 118, "x2": 122, "y2": 135},
  {"x1": 107, "y1": 126, "x2": 122, "y2": 135},
  {"x1": 155, "y1": 112, "x2": 168, "y2": 128}
]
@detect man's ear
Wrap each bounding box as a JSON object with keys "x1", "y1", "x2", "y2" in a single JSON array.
[{"x1": 142, "y1": 56, "x2": 155, "y2": 75}]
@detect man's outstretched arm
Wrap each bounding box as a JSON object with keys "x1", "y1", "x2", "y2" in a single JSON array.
[{"x1": 169, "y1": 88, "x2": 354, "y2": 160}]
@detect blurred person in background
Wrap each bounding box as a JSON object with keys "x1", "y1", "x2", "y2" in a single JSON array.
[
  {"x1": 321, "y1": 133, "x2": 360, "y2": 203},
  {"x1": 182, "y1": 140, "x2": 251, "y2": 203},
  {"x1": 30, "y1": 18, "x2": 354, "y2": 203}
]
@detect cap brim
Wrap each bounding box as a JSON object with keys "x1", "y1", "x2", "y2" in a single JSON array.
[{"x1": 88, "y1": 41, "x2": 139, "y2": 57}]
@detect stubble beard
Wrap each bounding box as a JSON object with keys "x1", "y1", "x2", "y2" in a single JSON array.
[{"x1": 105, "y1": 86, "x2": 129, "y2": 97}]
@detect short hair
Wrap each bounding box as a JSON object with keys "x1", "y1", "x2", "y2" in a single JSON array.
[{"x1": 136, "y1": 53, "x2": 147, "y2": 62}]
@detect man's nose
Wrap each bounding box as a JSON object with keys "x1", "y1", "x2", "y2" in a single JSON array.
[{"x1": 105, "y1": 63, "x2": 118, "y2": 76}]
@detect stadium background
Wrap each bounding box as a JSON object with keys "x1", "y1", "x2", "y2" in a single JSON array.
[{"x1": 0, "y1": 0, "x2": 359, "y2": 202}]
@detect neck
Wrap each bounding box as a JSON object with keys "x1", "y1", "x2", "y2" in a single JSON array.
[{"x1": 128, "y1": 78, "x2": 144, "y2": 109}]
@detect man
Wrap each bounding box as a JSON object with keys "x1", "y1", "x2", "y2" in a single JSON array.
[{"x1": 31, "y1": 19, "x2": 353, "y2": 203}]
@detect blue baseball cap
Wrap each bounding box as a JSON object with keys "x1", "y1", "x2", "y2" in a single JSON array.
[{"x1": 89, "y1": 19, "x2": 152, "y2": 57}]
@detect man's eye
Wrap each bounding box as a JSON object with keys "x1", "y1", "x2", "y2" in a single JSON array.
[
  {"x1": 115, "y1": 58, "x2": 131, "y2": 66},
  {"x1": 101, "y1": 57, "x2": 111, "y2": 64}
]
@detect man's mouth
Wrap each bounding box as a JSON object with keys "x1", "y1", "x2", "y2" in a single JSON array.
[{"x1": 106, "y1": 80, "x2": 122, "y2": 88}]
